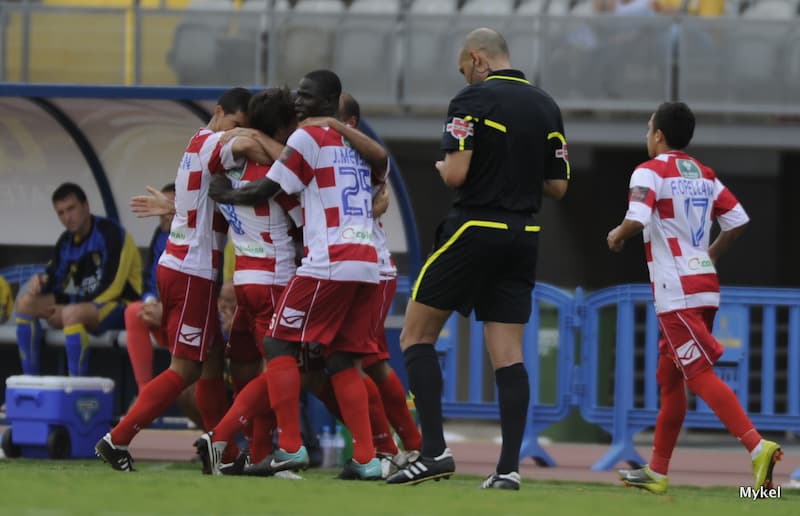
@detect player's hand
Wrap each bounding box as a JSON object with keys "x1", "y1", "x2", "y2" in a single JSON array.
[
  {"x1": 372, "y1": 185, "x2": 390, "y2": 218},
  {"x1": 138, "y1": 301, "x2": 162, "y2": 327},
  {"x1": 28, "y1": 273, "x2": 46, "y2": 295},
  {"x1": 208, "y1": 175, "x2": 233, "y2": 203},
  {"x1": 131, "y1": 186, "x2": 174, "y2": 218},
  {"x1": 220, "y1": 127, "x2": 256, "y2": 144},
  {"x1": 300, "y1": 116, "x2": 336, "y2": 128},
  {"x1": 607, "y1": 226, "x2": 625, "y2": 253}
]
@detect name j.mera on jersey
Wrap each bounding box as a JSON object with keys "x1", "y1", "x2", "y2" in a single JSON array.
[{"x1": 331, "y1": 146, "x2": 369, "y2": 167}]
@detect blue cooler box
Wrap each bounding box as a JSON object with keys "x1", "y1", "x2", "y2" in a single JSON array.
[{"x1": 3, "y1": 375, "x2": 115, "y2": 459}]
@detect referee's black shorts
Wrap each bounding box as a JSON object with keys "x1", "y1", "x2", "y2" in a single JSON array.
[{"x1": 412, "y1": 208, "x2": 540, "y2": 324}]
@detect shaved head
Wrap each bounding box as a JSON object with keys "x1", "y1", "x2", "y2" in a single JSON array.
[
  {"x1": 458, "y1": 27, "x2": 512, "y2": 84},
  {"x1": 463, "y1": 28, "x2": 509, "y2": 60}
]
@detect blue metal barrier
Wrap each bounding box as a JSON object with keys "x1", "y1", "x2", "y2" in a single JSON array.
[
  {"x1": 436, "y1": 283, "x2": 578, "y2": 467},
  {"x1": 580, "y1": 284, "x2": 800, "y2": 471}
]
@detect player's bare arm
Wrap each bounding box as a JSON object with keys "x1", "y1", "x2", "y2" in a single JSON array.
[
  {"x1": 372, "y1": 185, "x2": 390, "y2": 218},
  {"x1": 208, "y1": 174, "x2": 281, "y2": 206},
  {"x1": 607, "y1": 219, "x2": 644, "y2": 253},
  {"x1": 436, "y1": 150, "x2": 472, "y2": 188},
  {"x1": 543, "y1": 179, "x2": 568, "y2": 200},
  {"x1": 130, "y1": 186, "x2": 174, "y2": 218},
  {"x1": 708, "y1": 223, "x2": 748, "y2": 265}
]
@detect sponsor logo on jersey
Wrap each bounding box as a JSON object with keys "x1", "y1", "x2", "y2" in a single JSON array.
[
  {"x1": 446, "y1": 117, "x2": 474, "y2": 141},
  {"x1": 178, "y1": 323, "x2": 203, "y2": 346},
  {"x1": 676, "y1": 339, "x2": 701, "y2": 366},
  {"x1": 676, "y1": 159, "x2": 701, "y2": 179},
  {"x1": 341, "y1": 226, "x2": 372, "y2": 243},
  {"x1": 280, "y1": 307, "x2": 306, "y2": 329},
  {"x1": 234, "y1": 242, "x2": 268, "y2": 257},
  {"x1": 687, "y1": 256, "x2": 714, "y2": 271}
]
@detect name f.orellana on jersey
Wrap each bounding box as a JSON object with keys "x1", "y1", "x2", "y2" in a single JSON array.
[
  {"x1": 624, "y1": 150, "x2": 749, "y2": 313},
  {"x1": 266, "y1": 125, "x2": 379, "y2": 283}
]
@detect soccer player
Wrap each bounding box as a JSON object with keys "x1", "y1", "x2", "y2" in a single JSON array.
[
  {"x1": 339, "y1": 92, "x2": 423, "y2": 470},
  {"x1": 15, "y1": 182, "x2": 142, "y2": 376},
  {"x1": 387, "y1": 28, "x2": 569, "y2": 489},
  {"x1": 608, "y1": 101, "x2": 782, "y2": 494},
  {"x1": 208, "y1": 70, "x2": 384, "y2": 480},
  {"x1": 193, "y1": 87, "x2": 302, "y2": 475},
  {"x1": 95, "y1": 87, "x2": 252, "y2": 472}
]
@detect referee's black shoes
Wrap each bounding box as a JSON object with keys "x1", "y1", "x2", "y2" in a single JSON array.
[{"x1": 385, "y1": 448, "x2": 455, "y2": 485}]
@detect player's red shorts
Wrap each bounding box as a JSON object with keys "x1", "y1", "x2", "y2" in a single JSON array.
[
  {"x1": 227, "y1": 283, "x2": 284, "y2": 362},
  {"x1": 361, "y1": 277, "x2": 397, "y2": 369},
  {"x1": 157, "y1": 265, "x2": 222, "y2": 362},
  {"x1": 269, "y1": 275, "x2": 380, "y2": 357},
  {"x1": 657, "y1": 307, "x2": 723, "y2": 380}
]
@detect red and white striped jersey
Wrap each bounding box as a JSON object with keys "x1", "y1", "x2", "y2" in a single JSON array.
[
  {"x1": 217, "y1": 152, "x2": 303, "y2": 287},
  {"x1": 625, "y1": 151, "x2": 749, "y2": 313},
  {"x1": 266, "y1": 126, "x2": 379, "y2": 283},
  {"x1": 159, "y1": 128, "x2": 228, "y2": 281}
]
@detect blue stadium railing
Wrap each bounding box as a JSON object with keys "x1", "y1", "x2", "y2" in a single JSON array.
[{"x1": 430, "y1": 282, "x2": 800, "y2": 478}]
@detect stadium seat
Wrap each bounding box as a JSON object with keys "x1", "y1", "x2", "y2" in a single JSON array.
[
  {"x1": 786, "y1": 35, "x2": 800, "y2": 103},
  {"x1": 348, "y1": 0, "x2": 402, "y2": 13},
  {"x1": 408, "y1": 0, "x2": 459, "y2": 14},
  {"x1": 571, "y1": 0, "x2": 595, "y2": 14},
  {"x1": 402, "y1": 12, "x2": 464, "y2": 109},
  {"x1": 727, "y1": 25, "x2": 786, "y2": 103},
  {"x1": 546, "y1": 0, "x2": 572, "y2": 14},
  {"x1": 516, "y1": 0, "x2": 547, "y2": 13},
  {"x1": 460, "y1": 0, "x2": 516, "y2": 14},
  {"x1": 504, "y1": 16, "x2": 540, "y2": 81},
  {"x1": 272, "y1": 8, "x2": 345, "y2": 87},
  {"x1": 332, "y1": 9, "x2": 401, "y2": 108},
  {"x1": 741, "y1": 0, "x2": 795, "y2": 18},
  {"x1": 293, "y1": 0, "x2": 346, "y2": 12},
  {"x1": 168, "y1": 22, "x2": 221, "y2": 85}
]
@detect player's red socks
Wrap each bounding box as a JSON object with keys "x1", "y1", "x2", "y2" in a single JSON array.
[
  {"x1": 195, "y1": 377, "x2": 229, "y2": 431},
  {"x1": 649, "y1": 357, "x2": 687, "y2": 475},
  {"x1": 330, "y1": 367, "x2": 374, "y2": 464},
  {"x1": 123, "y1": 303, "x2": 155, "y2": 391},
  {"x1": 111, "y1": 369, "x2": 186, "y2": 445},
  {"x1": 363, "y1": 375, "x2": 398, "y2": 456},
  {"x1": 687, "y1": 368, "x2": 762, "y2": 451},
  {"x1": 376, "y1": 369, "x2": 422, "y2": 452},
  {"x1": 313, "y1": 377, "x2": 343, "y2": 421},
  {"x1": 265, "y1": 355, "x2": 304, "y2": 453},
  {"x1": 212, "y1": 373, "x2": 270, "y2": 445},
  {"x1": 250, "y1": 409, "x2": 276, "y2": 464},
  {"x1": 196, "y1": 377, "x2": 238, "y2": 462}
]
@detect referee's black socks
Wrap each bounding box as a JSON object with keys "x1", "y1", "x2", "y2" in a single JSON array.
[
  {"x1": 403, "y1": 343, "x2": 447, "y2": 458},
  {"x1": 495, "y1": 362, "x2": 530, "y2": 475}
]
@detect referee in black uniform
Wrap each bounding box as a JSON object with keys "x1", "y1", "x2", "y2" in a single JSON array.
[{"x1": 386, "y1": 28, "x2": 569, "y2": 489}]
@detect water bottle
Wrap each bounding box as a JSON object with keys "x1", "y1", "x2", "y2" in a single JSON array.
[
  {"x1": 320, "y1": 425, "x2": 335, "y2": 468},
  {"x1": 333, "y1": 424, "x2": 346, "y2": 467}
]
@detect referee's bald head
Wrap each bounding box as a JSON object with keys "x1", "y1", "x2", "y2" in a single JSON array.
[{"x1": 463, "y1": 28, "x2": 509, "y2": 60}]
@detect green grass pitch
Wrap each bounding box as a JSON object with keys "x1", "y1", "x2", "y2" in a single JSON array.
[{"x1": 0, "y1": 459, "x2": 796, "y2": 516}]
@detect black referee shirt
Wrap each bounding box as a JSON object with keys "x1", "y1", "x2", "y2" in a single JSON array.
[{"x1": 440, "y1": 69, "x2": 570, "y2": 214}]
